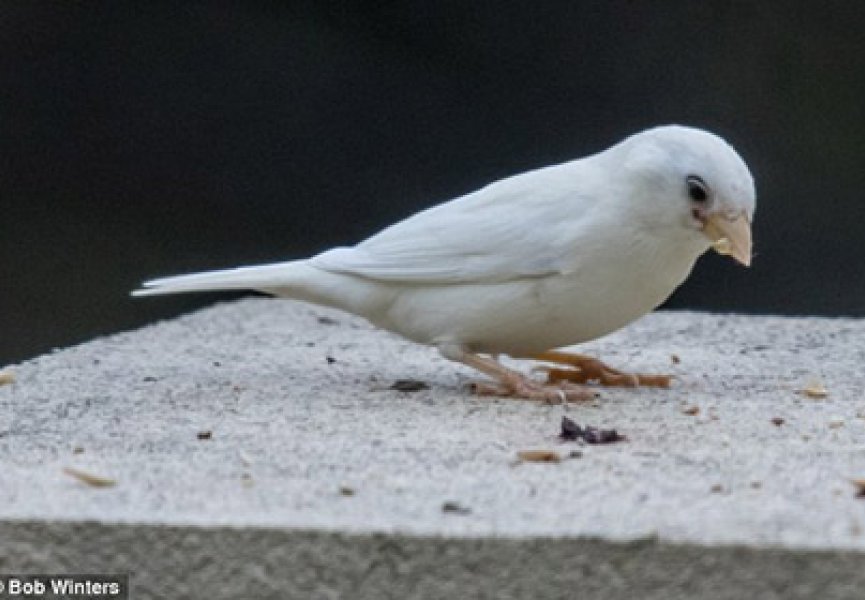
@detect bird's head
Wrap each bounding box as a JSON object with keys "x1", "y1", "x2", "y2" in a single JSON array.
[{"x1": 611, "y1": 125, "x2": 756, "y2": 266}]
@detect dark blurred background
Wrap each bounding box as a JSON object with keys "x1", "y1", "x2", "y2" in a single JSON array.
[{"x1": 2, "y1": 2, "x2": 864, "y2": 365}]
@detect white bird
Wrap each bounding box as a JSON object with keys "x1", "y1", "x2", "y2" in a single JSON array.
[{"x1": 134, "y1": 125, "x2": 755, "y2": 402}]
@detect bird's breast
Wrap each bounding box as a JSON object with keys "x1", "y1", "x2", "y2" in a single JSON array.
[
  {"x1": 519, "y1": 238, "x2": 701, "y2": 350},
  {"x1": 378, "y1": 235, "x2": 702, "y2": 356}
]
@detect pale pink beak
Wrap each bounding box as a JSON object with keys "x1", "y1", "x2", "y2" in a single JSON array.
[{"x1": 702, "y1": 213, "x2": 752, "y2": 267}]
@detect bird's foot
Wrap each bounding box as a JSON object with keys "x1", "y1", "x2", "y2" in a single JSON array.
[
  {"x1": 533, "y1": 351, "x2": 672, "y2": 388},
  {"x1": 450, "y1": 348, "x2": 596, "y2": 403},
  {"x1": 469, "y1": 374, "x2": 597, "y2": 404}
]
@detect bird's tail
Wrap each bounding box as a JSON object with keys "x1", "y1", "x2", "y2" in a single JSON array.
[{"x1": 132, "y1": 260, "x2": 307, "y2": 297}]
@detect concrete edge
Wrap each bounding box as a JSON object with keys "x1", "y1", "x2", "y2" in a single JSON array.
[{"x1": 2, "y1": 519, "x2": 863, "y2": 600}]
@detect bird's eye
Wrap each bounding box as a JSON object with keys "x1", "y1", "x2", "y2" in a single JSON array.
[{"x1": 686, "y1": 175, "x2": 709, "y2": 202}]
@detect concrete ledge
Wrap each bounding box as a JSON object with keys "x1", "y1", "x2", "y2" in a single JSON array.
[
  {"x1": 2, "y1": 298, "x2": 864, "y2": 598},
  {"x1": 3, "y1": 521, "x2": 864, "y2": 599}
]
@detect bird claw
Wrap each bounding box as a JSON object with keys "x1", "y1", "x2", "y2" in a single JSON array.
[
  {"x1": 534, "y1": 353, "x2": 672, "y2": 388},
  {"x1": 469, "y1": 377, "x2": 597, "y2": 404}
]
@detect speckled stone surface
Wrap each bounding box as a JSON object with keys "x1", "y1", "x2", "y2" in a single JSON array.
[{"x1": 1, "y1": 298, "x2": 864, "y2": 598}]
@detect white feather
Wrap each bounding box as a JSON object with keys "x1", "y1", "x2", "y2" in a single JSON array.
[
  {"x1": 133, "y1": 261, "x2": 304, "y2": 296},
  {"x1": 309, "y1": 160, "x2": 605, "y2": 284},
  {"x1": 134, "y1": 125, "x2": 756, "y2": 359}
]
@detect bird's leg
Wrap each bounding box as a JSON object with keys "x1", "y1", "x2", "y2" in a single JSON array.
[
  {"x1": 455, "y1": 350, "x2": 596, "y2": 403},
  {"x1": 532, "y1": 350, "x2": 672, "y2": 388}
]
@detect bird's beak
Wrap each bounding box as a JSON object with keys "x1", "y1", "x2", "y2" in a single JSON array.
[{"x1": 701, "y1": 212, "x2": 752, "y2": 267}]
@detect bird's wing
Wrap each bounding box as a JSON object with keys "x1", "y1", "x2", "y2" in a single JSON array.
[{"x1": 310, "y1": 162, "x2": 604, "y2": 284}]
